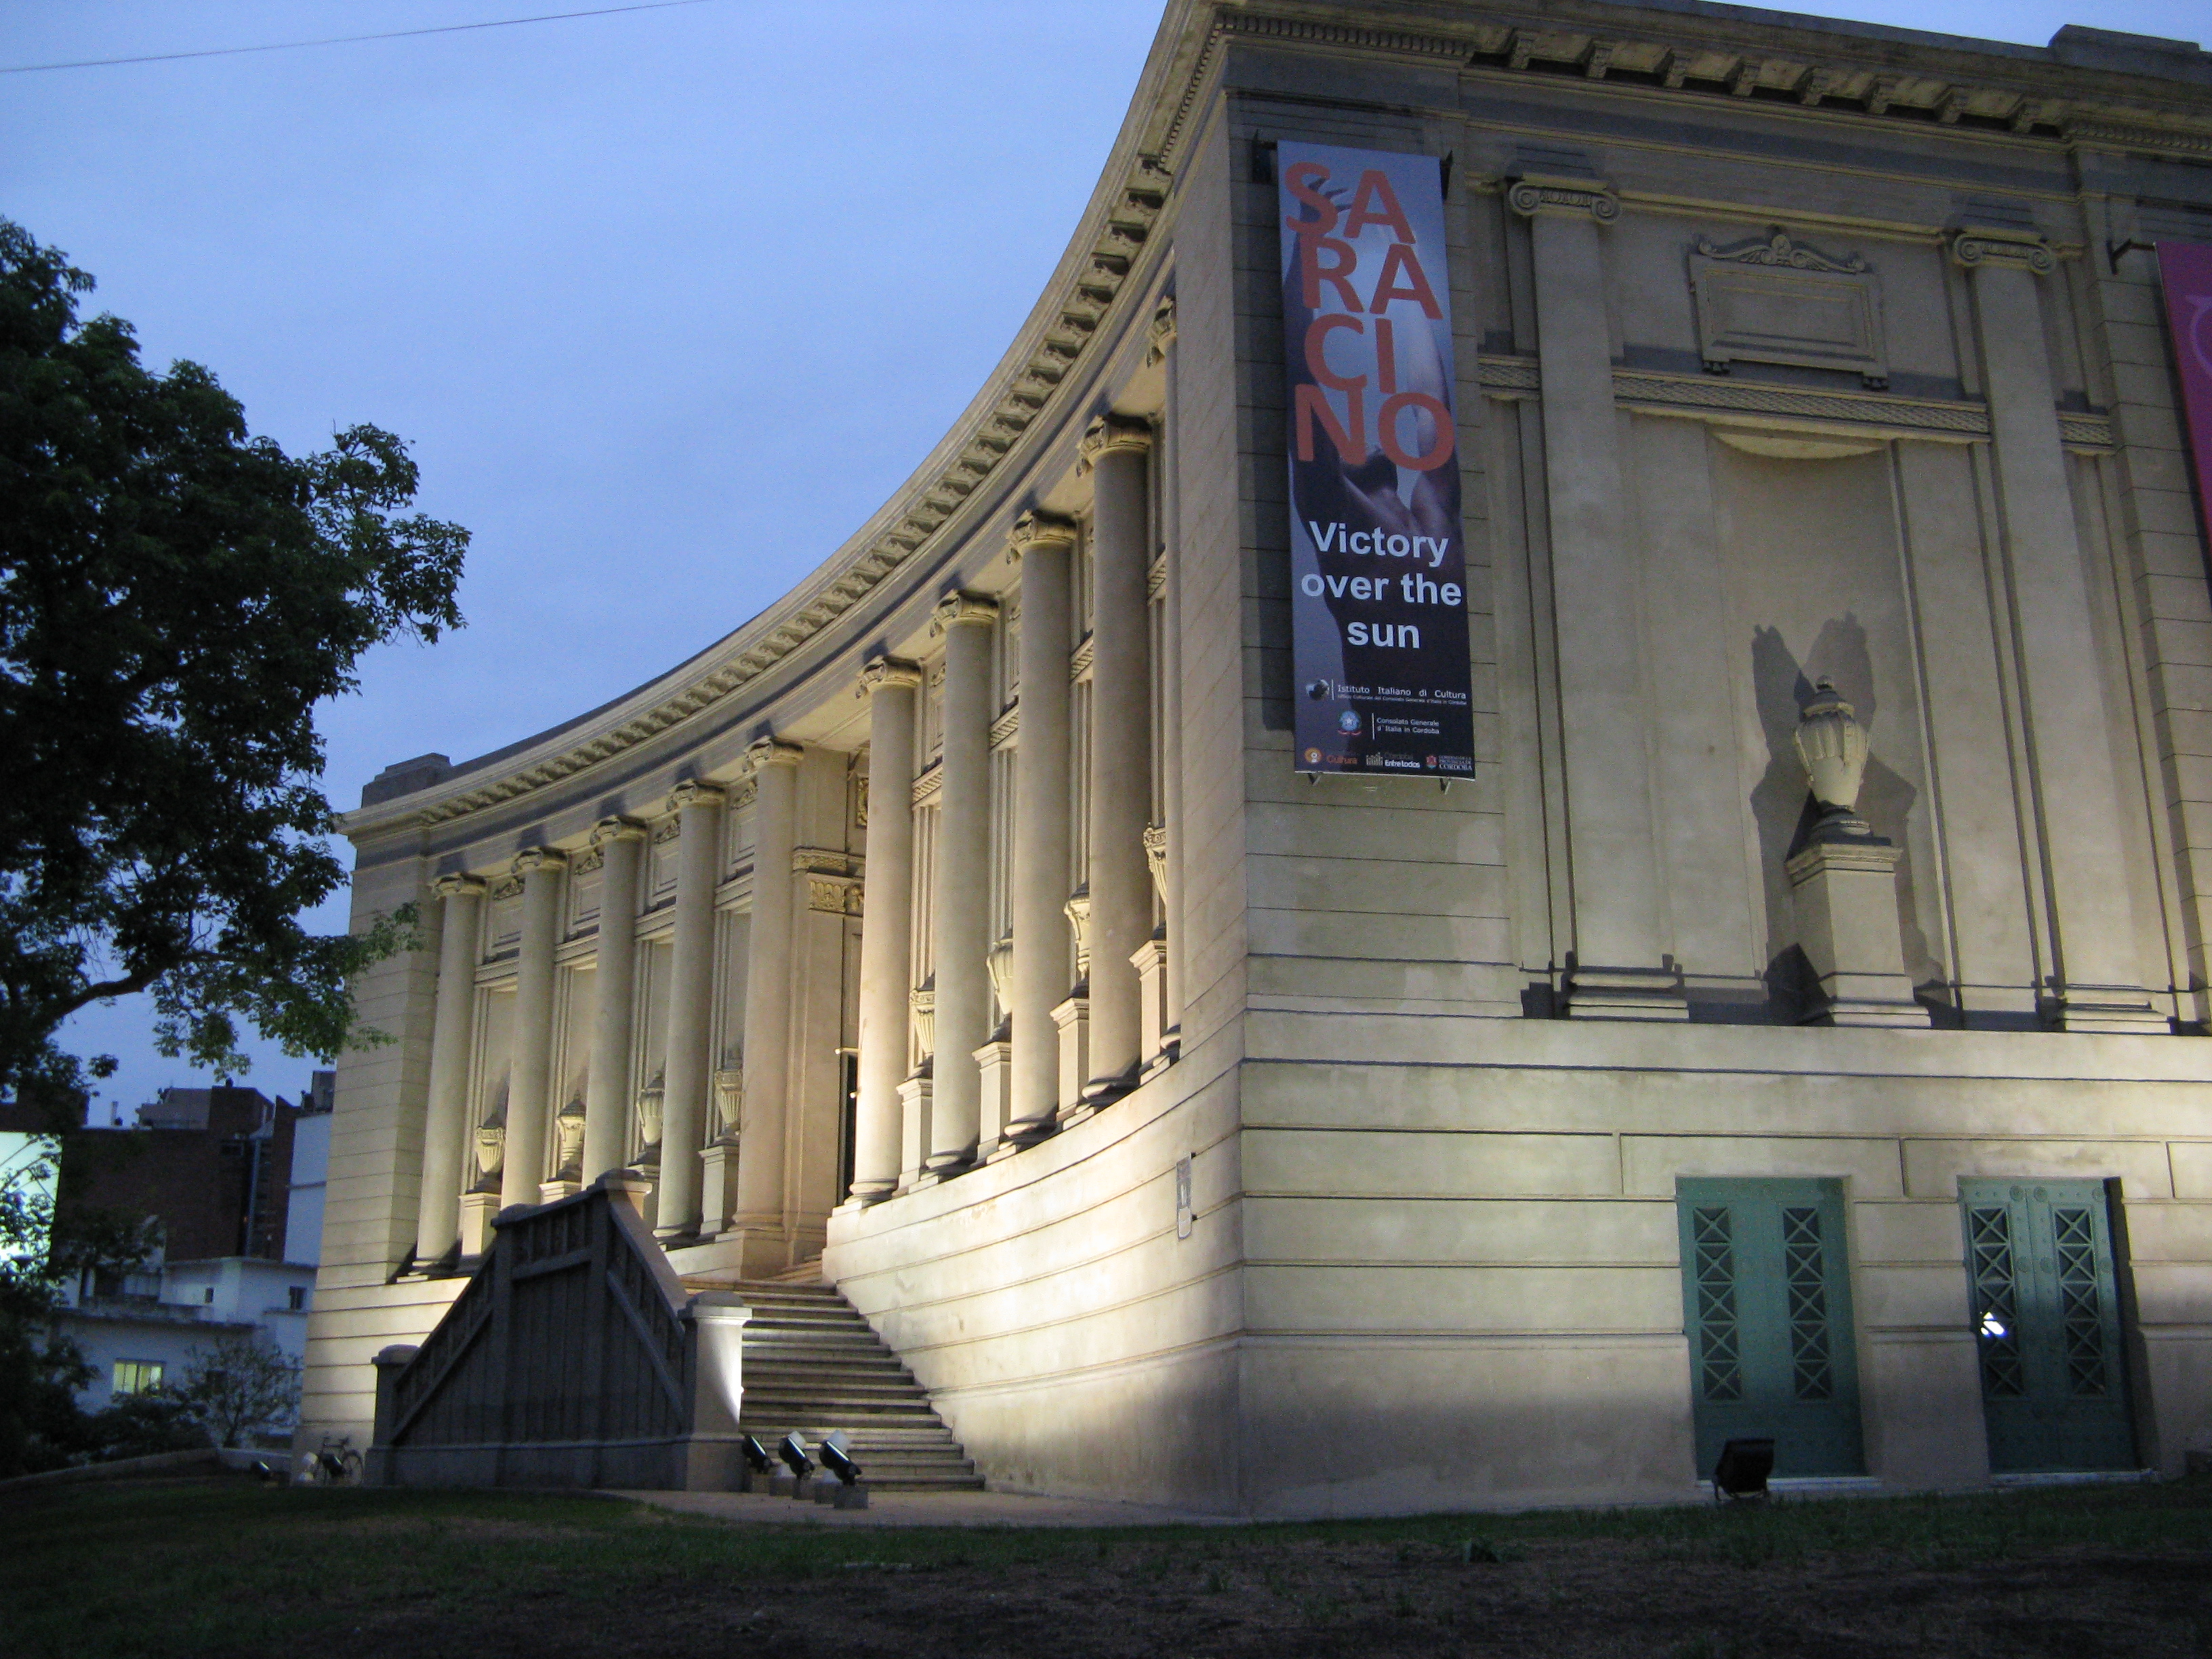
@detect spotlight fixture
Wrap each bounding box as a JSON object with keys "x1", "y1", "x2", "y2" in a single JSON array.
[
  {"x1": 822, "y1": 1440, "x2": 863, "y2": 1486},
  {"x1": 1712, "y1": 1437, "x2": 1775, "y2": 1502},
  {"x1": 779, "y1": 1431, "x2": 814, "y2": 1480},
  {"x1": 741, "y1": 1433, "x2": 773, "y2": 1474}
]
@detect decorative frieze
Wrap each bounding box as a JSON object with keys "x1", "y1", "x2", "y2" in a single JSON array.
[{"x1": 1473, "y1": 354, "x2": 2115, "y2": 451}]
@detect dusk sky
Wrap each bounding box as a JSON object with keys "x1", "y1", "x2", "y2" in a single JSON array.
[{"x1": 3, "y1": 0, "x2": 2202, "y2": 1120}]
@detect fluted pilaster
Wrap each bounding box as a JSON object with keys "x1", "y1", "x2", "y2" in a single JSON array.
[
  {"x1": 580, "y1": 817, "x2": 647, "y2": 1185},
  {"x1": 656, "y1": 781, "x2": 724, "y2": 1237},
  {"x1": 1006, "y1": 513, "x2": 1078, "y2": 1141},
  {"x1": 851, "y1": 659, "x2": 922, "y2": 1201},
  {"x1": 1080, "y1": 414, "x2": 1155, "y2": 1093},
  {"x1": 414, "y1": 874, "x2": 483, "y2": 1263},
  {"x1": 732, "y1": 739, "x2": 804, "y2": 1253},
  {"x1": 925, "y1": 591, "x2": 998, "y2": 1176},
  {"x1": 501, "y1": 848, "x2": 566, "y2": 1212}
]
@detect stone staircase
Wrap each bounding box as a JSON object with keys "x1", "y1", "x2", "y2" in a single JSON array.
[{"x1": 682, "y1": 1277, "x2": 983, "y2": 1491}]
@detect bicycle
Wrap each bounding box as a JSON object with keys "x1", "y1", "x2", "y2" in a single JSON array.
[{"x1": 295, "y1": 1434, "x2": 363, "y2": 1485}]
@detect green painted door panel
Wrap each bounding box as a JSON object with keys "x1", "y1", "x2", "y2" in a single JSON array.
[
  {"x1": 1961, "y1": 1180, "x2": 2137, "y2": 1474},
  {"x1": 1677, "y1": 1178, "x2": 1865, "y2": 1478}
]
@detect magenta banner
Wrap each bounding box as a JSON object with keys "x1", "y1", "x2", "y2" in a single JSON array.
[{"x1": 2160, "y1": 241, "x2": 2212, "y2": 528}]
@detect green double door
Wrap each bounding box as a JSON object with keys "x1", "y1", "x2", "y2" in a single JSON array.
[
  {"x1": 1677, "y1": 1179, "x2": 1864, "y2": 1477},
  {"x1": 1961, "y1": 1180, "x2": 2138, "y2": 1474}
]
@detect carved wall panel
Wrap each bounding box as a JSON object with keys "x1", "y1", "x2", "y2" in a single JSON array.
[{"x1": 1690, "y1": 232, "x2": 1888, "y2": 387}]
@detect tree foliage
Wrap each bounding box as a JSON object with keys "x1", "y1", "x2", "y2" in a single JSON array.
[
  {"x1": 173, "y1": 1332, "x2": 301, "y2": 1449},
  {"x1": 0, "y1": 218, "x2": 468, "y2": 1106}
]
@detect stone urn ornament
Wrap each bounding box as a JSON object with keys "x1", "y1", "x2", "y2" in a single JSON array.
[
  {"x1": 909, "y1": 981, "x2": 937, "y2": 1057},
  {"x1": 553, "y1": 1097, "x2": 586, "y2": 1179},
  {"x1": 473, "y1": 1122, "x2": 505, "y2": 1189},
  {"x1": 634, "y1": 1068, "x2": 665, "y2": 1160},
  {"x1": 712, "y1": 1066, "x2": 744, "y2": 1145},
  {"x1": 1792, "y1": 678, "x2": 1872, "y2": 834}
]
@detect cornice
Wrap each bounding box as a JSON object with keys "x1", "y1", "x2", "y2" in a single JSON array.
[{"x1": 1210, "y1": 3, "x2": 2212, "y2": 156}]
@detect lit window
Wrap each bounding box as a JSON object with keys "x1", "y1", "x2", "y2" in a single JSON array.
[{"x1": 112, "y1": 1359, "x2": 164, "y2": 1395}]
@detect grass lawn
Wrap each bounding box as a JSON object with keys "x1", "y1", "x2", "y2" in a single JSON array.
[{"x1": 4, "y1": 1473, "x2": 2208, "y2": 1656}]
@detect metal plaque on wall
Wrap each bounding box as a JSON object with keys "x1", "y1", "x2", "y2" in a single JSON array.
[{"x1": 1278, "y1": 140, "x2": 1473, "y2": 778}]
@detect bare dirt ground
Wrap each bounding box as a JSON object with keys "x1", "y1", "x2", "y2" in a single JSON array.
[{"x1": 5, "y1": 1474, "x2": 2207, "y2": 1658}]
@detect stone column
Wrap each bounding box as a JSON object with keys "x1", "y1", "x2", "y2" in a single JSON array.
[
  {"x1": 1004, "y1": 512, "x2": 1078, "y2": 1144},
  {"x1": 500, "y1": 848, "x2": 565, "y2": 1212},
  {"x1": 1150, "y1": 298, "x2": 1187, "y2": 1054},
  {"x1": 1509, "y1": 176, "x2": 1683, "y2": 1020},
  {"x1": 732, "y1": 739, "x2": 803, "y2": 1256},
  {"x1": 850, "y1": 658, "x2": 921, "y2": 1202},
  {"x1": 580, "y1": 817, "x2": 646, "y2": 1186},
  {"x1": 655, "y1": 781, "x2": 724, "y2": 1239},
  {"x1": 924, "y1": 592, "x2": 997, "y2": 1178},
  {"x1": 1954, "y1": 228, "x2": 2164, "y2": 1031},
  {"x1": 1082, "y1": 413, "x2": 1156, "y2": 1092},
  {"x1": 413, "y1": 874, "x2": 483, "y2": 1265}
]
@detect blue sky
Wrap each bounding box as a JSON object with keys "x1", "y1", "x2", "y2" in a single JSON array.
[{"x1": 2, "y1": 0, "x2": 2203, "y2": 1120}]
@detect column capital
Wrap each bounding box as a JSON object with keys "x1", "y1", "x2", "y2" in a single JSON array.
[
  {"x1": 512, "y1": 846, "x2": 566, "y2": 876},
  {"x1": 861, "y1": 655, "x2": 924, "y2": 693},
  {"x1": 667, "y1": 778, "x2": 726, "y2": 813},
  {"x1": 1144, "y1": 296, "x2": 1176, "y2": 367},
  {"x1": 1950, "y1": 226, "x2": 2055, "y2": 275},
  {"x1": 1008, "y1": 510, "x2": 1080, "y2": 557},
  {"x1": 431, "y1": 872, "x2": 487, "y2": 900},
  {"x1": 590, "y1": 814, "x2": 648, "y2": 846},
  {"x1": 743, "y1": 737, "x2": 804, "y2": 774},
  {"x1": 930, "y1": 590, "x2": 1000, "y2": 635},
  {"x1": 1507, "y1": 174, "x2": 1620, "y2": 224},
  {"x1": 1077, "y1": 413, "x2": 1153, "y2": 474}
]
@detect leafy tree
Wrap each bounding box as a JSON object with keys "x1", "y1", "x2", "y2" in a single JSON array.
[
  {"x1": 0, "y1": 217, "x2": 469, "y2": 1108},
  {"x1": 81, "y1": 1387, "x2": 209, "y2": 1462},
  {"x1": 173, "y1": 1332, "x2": 300, "y2": 1448},
  {"x1": 0, "y1": 1136, "x2": 100, "y2": 1475}
]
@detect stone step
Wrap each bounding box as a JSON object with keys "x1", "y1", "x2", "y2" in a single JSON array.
[{"x1": 707, "y1": 1277, "x2": 981, "y2": 1493}]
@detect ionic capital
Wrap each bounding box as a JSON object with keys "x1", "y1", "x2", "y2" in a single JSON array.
[
  {"x1": 1008, "y1": 510, "x2": 1079, "y2": 558},
  {"x1": 1506, "y1": 174, "x2": 1620, "y2": 224},
  {"x1": 431, "y1": 872, "x2": 487, "y2": 901},
  {"x1": 1144, "y1": 296, "x2": 1177, "y2": 367},
  {"x1": 1950, "y1": 226, "x2": 2055, "y2": 276},
  {"x1": 511, "y1": 846, "x2": 567, "y2": 877},
  {"x1": 930, "y1": 590, "x2": 1000, "y2": 636},
  {"x1": 861, "y1": 655, "x2": 924, "y2": 694},
  {"x1": 667, "y1": 778, "x2": 726, "y2": 813},
  {"x1": 743, "y1": 737, "x2": 804, "y2": 773},
  {"x1": 1077, "y1": 413, "x2": 1153, "y2": 474},
  {"x1": 590, "y1": 815, "x2": 647, "y2": 846}
]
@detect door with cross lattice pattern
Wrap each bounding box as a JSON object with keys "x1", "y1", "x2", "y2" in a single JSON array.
[
  {"x1": 1960, "y1": 1180, "x2": 2137, "y2": 1474},
  {"x1": 1676, "y1": 1178, "x2": 1864, "y2": 1478}
]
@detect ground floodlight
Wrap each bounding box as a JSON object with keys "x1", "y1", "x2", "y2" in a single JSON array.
[
  {"x1": 741, "y1": 1434, "x2": 772, "y2": 1474},
  {"x1": 778, "y1": 1432, "x2": 813, "y2": 1478},
  {"x1": 822, "y1": 1440, "x2": 863, "y2": 1486},
  {"x1": 1713, "y1": 1437, "x2": 1775, "y2": 1502}
]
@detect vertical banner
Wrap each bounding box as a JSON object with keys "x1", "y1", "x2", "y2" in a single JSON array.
[
  {"x1": 2159, "y1": 242, "x2": 2212, "y2": 530},
  {"x1": 1279, "y1": 142, "x2": 1472, "y2": 777}
]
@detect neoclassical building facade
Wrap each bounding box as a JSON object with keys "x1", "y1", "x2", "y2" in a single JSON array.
[{"x1": 307, "y1": 0, "x2": 2212, "y2": 1513}]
